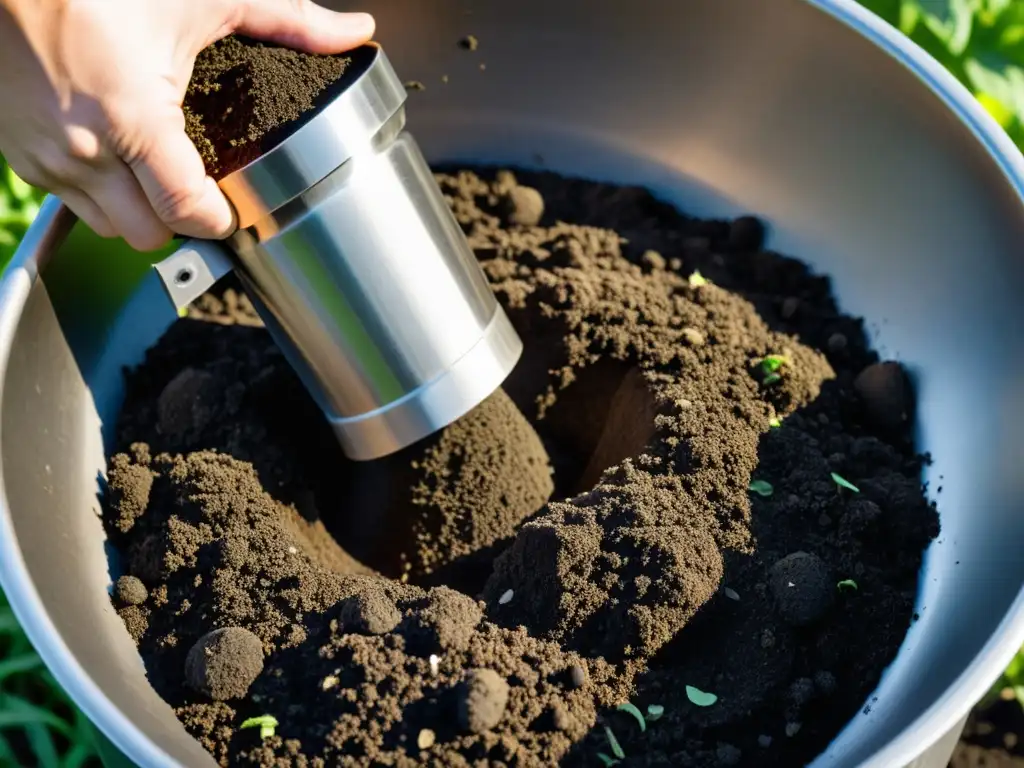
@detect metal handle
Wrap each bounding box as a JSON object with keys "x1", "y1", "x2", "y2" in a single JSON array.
[{"x1": 152, "y1": 240, "x2": 235, "y2": 312}]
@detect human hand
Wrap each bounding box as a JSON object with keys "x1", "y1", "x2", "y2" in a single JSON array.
[{"x1": 0, "y1": 0, "x2": 374, "y2": 251}]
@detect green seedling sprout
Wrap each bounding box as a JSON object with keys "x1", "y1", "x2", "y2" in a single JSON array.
[
  {"x1": 837, "y1": 579, "x2": 859, "y2": 592},
  {"x1": 830, "y1": 472, "x2": 860, "y2": 493},
  {"x1": 760, "y1": 355, "x2": 788, "y2": 374},
  {"x1": 597, "y1": 754, "x2": 620, "y2": 767},
  {"x1": 646, "y1": 704, "x2": 665, "y2": 721},
  {"x1": 240, "y1": 714, "x2": 278, "y2": 740},
  {"x1": 685, "y1": 685, "x2": 717, "y2": 707},
  {"x1": 763, "y1": 372, "x2": 782, "y2": 386},
  {"x1": 688, "y1": 271, "x2": 708, "y2": 287},
  {"x1": 616, "y1": 702, "x2": 646, "y2": 732},
  {"x1": 604, "y1": 725, "x2": 625, "y2": 759},
  {"x1": 748, "y1": 480, "x2": 773, "y2": 497}
]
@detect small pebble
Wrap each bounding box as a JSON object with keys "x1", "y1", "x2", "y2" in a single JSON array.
[
  {"x1": 682, "y1": 328, "x2": 706, "y2": 347},
  {"x1": 723, "y1": 587, "x2": 740, "y2": 601},
  {"x1": 184, "y1": 627, "x2": 264, "y2": 701},
  {"x1": 458, "y1": 668, "x2": 510, "y2": 733},
  {"x1": 826, "y1": 332, "x2": 848, "y2": 352},
  {"x1": 429, "y1": 654, "x2": 441, "y2": 676},
  {"x1": 498, "y1": 589, "x2": 514, "y2": 605},
  {"x1": 551, "y1": 702, "x2": 573, "y2": 732},
  {"x1": 785, "y1": 722, "x2": 802, "y2": 737},
  {"x1": 340, "y1": 589, "x2": 401, "y2": 635},
  {"x1": 781, "y1": 297, "x2": 800, "y2": 319},
  {"x1": 417, "y1": 729, "x2": 436, "y2": 749},
  {"x1": 758, "y1": 735, "x2": 773, "y2": 748},
  {"x1": 769, "y1": 552, "x2": 834, "y2": 627},
  {"x1": 728, "y1": 215, "x2": 765, "y2": 251},
  {"x1": 114, "y1": 575, "x2": 148, "y2": 606},
  {"x1": 569, "y1": 664, "x2": 588, "y2": 689},
  {"x1": 854, "y1": 361, "x2": 911, "y2": 430},
  {"x1": 501, "y1": 186, "x2": 545, "y2": 226},
  {"x1": 320, "y1": 674, "x2": 338, "y2": 691}
]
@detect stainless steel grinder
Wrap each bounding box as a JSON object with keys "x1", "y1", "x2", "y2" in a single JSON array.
[{"x1": 153, "y1": 43, "x2": 522, "y2": 460}]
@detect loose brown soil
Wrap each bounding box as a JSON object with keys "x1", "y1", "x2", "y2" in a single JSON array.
[
  {"x1": 184, "y1": 36, "x2": 353, "y2": 178},
  {"x1": 105, "y1": 166, "x2": 939, "y2": 766}
]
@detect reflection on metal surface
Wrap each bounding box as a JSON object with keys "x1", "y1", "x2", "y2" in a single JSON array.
[{"x1": 155, "y1": 43, "x2": 522, "y2": 460}]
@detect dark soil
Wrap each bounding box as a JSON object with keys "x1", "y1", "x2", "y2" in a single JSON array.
[
  {"x1": 184, "y1": 36, "x2": 354, "y2": 179},
  {"x1": 104, "y1": 164, "x2": 939, "y2": 766}
]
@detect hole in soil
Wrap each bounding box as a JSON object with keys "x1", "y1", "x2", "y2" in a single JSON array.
[{"x1": 299, "y1": 356, "x2": 659, "y2": 598}]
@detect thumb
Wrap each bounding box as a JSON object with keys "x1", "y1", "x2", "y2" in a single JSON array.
[
  {"x1": 234, "y1": 1, "x2": 375, "y2": 54},
  {"x1": 124, "y1": 109, "x2": 236, "y2": 240}
]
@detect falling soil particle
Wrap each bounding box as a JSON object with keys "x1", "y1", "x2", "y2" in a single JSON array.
[
  {"x1": 404, "y1": 80, "x2": 426, "y2": 92},
  {"x1": 184, "y1": 37, "x2": 352, "y2": 179},
  {"x1": 105, "y1": 167, "x2": 938, "y2": 766},
  {"x1": 460, "y1": 34, "x2": 480, "y2": 51}
]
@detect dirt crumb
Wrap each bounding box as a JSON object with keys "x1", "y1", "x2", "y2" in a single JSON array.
[
  {"x1": 185, "y1": 627, "x2": 264, "y2": 701},
  {"x1": 769, "y1": 552, "x2": 834, "y2": 627},
  {"x1": 114, "y1": 575, "x2": 148, "y2": 606},
  {"x1": 458, "y1": 668, "x2": 510, "y2": 732}
]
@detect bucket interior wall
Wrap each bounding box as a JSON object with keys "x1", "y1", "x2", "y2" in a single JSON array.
[{"x1": 2, "y1": 1, "x2": 1024, "y2": 766}]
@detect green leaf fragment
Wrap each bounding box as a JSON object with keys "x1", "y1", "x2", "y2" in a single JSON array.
[
  {"x1": 762, "y1": 372, "x2": 781, "y2": 386},
  {"x1": 604, "y1": 725, "x2": 625, "y2": 759},
  {"x1": 597, "y1": 754, "x2": 620, "y2": 767},
  {"x1": 646, "y1": 704, "x2": 665, "y2": 721},
  {"x1": 760, "y1": 354, "x2": 788, "y2": 373},
  {"x1": 688, "y1": 270, "x2": 708, "y2": 287},
  {"x1": 241, "y1": 714, "x2": 278, "y2": 740},
  {"x1": 837, "y1": 579, "x2": 859, "y2": 591},
  {"x1": 769, "y1": 416, "x2": 782, "y2": 428},
  {"x1": 685, "y1": 685, "x2": 718, "y2": 707},
  {"x1": 748, "y1": 480, "x2": 773, "y2": 497},
  {"x1": 830, "y1": 472, "x2": 860, "y2": 493},
  {"x1": 616, "y1": 702, "x2": 646, "y2": 732}
]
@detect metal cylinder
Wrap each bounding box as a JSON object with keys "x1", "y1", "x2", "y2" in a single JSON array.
[{"x1": 214, "y1": 44, "x2": 521, "y2": 460}]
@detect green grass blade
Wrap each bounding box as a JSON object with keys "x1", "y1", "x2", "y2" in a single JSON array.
[
  {"x1": 25, "y1": 720, "x2": 60, "y2": 768},
  {"x1": 0, "y1": 653, "x2": 43, "y2": 683},
  {"x1": 0, "y1": 695, "x2": 75, "y2": 738}
]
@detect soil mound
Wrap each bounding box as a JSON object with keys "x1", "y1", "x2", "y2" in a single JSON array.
[{"x1": 105, "y1": 168, "x2": 938, "y2": 767}]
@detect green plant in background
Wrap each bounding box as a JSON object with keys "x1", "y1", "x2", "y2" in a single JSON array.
[
  {"x1": 0, "y1": 157, "x2": 45, "y2": 273},
  {"x1": 0, "y1": 590, "x2": 99, "y2": 766},
  {"x1": 858, "y1": 0, "x2": 1024, "y2": 148}
]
